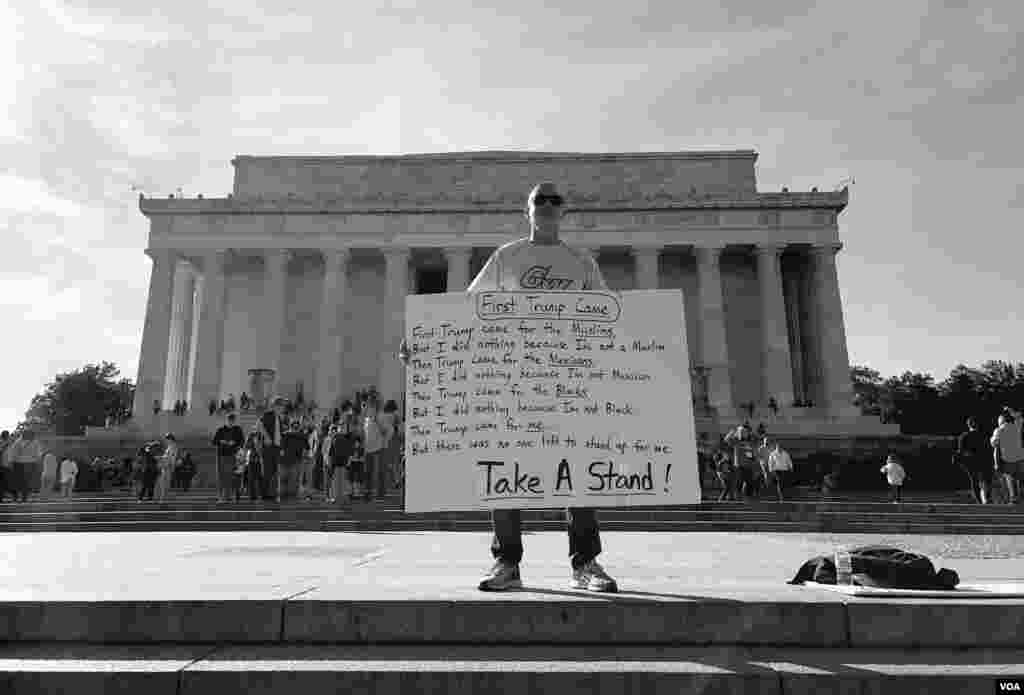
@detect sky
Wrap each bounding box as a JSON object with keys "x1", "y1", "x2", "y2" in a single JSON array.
[{"x1": 1, "y1": 0, "x2": 1022, "y2": 431}]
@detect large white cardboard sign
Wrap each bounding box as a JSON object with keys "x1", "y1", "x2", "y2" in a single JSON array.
[{"x1": 403, "y1": 289, "x2": 698, "y2": 512}]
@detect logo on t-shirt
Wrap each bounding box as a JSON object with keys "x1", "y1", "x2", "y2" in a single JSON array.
[{"x1": 519, "y1": 265, "x2": 575, "y2": 290}]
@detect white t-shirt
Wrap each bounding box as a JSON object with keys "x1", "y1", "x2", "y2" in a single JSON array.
[
  {"x1": 467, "y1": 238, "x2": 609, "y2": 292},
  {"x1": 991, "y1": 419, "x2": 1024, "y2": 463},
  {"x1": 881, "y1": 461, "x2": 906, "y2": 486},
  {"x1": 768, "y1": 448, "x2": 793, "y2": 472},
  {"x1": 363, "y1": 414, "x2": 384, "y2": 453},
  {"x1": 42, "y1": 452, "x2": 58, "y2": 479},
  {"x1": 60, "y1": 459, "x2": 78, "y2": 483}
]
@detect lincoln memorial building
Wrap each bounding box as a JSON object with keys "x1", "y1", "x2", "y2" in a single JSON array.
[{"x1": 133, "y1": 151, "x2": 895, "y2": 436}]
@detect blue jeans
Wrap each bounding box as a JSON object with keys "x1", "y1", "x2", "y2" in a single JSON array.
[{"x1": 491, "y1": 507, "x2": 601, "y2": 569}]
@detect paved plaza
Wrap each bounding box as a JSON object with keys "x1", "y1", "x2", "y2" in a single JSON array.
[{"x1": 3, "y1": 530, "x2": 1023, "y2": 602}]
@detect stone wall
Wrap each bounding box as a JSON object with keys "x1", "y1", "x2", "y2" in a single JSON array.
[{"x1": 230, "y1": 151, "x2": 759, "y2": 202}]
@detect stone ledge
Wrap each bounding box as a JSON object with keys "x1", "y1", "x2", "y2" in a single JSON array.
[
  {"x1": 139, "y1": 192, "x2": 848, "y2": 215},
  {"x1": 848, "y1": 601, "x2": 1024, "y2": 647},
  {"x1": 11, "y1": 596, "x2": 1024, "y2": 648},
  {"x1": 281, "y1": 600, "x2": 846, "y2": 646},
  {"x1": 233, "y1": 150, "x2": 760, "y2": 163},
  {"x1": 6, "y1": 644, "x2": 1024, "y2": 695},
  {"x1": 0, "y1": 601, "x2": 281, "y2": 643}
]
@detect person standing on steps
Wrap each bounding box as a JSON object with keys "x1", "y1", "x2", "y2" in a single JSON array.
[
  {"x1": 991, "y1": 408, "x2": 1024, "y2": 504},
  {"x1": 881, "y1": 454, "x2": 906, "y2": 503},
  {"x1": 464, "y1": 182, "x2": 618, "y2": 593},
  {"x1": 956, "y1": 416, "x2": 991, "y2": 504},
  {"x1": 259, "y1": 399, "x2": 286, "y2": 501},
  {"x1": 155, "y1": 434, "x2": 178, "y2": 502},
  {"x1": 766, "y1": 439, "x2": 793, "y2": 502},
  {"x1": 5, "y1": 429, "x2": 44, "y2": 503},
  {"x1": 212, "y1": 413, "x2": 245, "y2": 503}
]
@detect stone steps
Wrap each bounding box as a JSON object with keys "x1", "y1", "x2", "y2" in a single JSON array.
[
  {"x1": 4, "y1": 526, "x2": 1023, "y2": 693},
  {"x1": 4, "y1": 594, "x2": 1024, "y2": 693},
  {"x1": 3, "y1": 644, "x2": 1023, "y2": 694},
  {"x1": 3, "y1": 491, "x2": 1024, "y2": 533}
]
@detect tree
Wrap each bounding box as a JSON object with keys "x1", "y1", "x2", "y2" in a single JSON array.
[
  {"x1": 23, "y1": 363, "x2": 135, "y2": 436},
  {"x1": 883, "y1": 371, "x2": 942, "y2": 435},
  {"x1": 851, "y1": 365, "x2": 884, "y2": 416}
]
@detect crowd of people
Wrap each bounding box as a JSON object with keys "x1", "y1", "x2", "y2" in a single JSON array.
[
  {"x1": 705, "y1": 420, "x2": 911, "y2": 504},
  {"x1": 131, "y1": 390, "x2": 405, "y2": 505},
  {"x1": 954, "y1": 406, "x2": 1024, "y2": 505},
  {"x1": 6, "y1": 400, "x2": 1024, "y2": 509},
  {"x1": 699, "y1": 405, "x2": 1024, "y2": 506},
  {"x1": 160, "y1": 390, "x2": 324, "y2": 420},
  {"x1": 699, "y1": 421, "x2": 795, "y2": 502},
  {"x1": 204, "y1": 391, "x2": 404, "y2": 505},
  {"x1": 0, "y1": 429, "x2": 84, "y2": 501},
  {"x1": 1, "y1": 385, "x2": 407, "y2": 505}
]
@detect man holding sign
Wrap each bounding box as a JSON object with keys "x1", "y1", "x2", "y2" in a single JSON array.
[{"x1": 466, "y1": 182, "x2": 618, "y2": 593}]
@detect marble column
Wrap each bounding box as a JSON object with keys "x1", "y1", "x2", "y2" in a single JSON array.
[
  {"x1": 799, "y1": 250, "x2": 823, "y2": 407},
  {"x1": 633, "y1": 246, "x2": 661, "y2": 290},
  {"x1": 175, "y1": 266, "x2": 195, "y2": 408},
  {"x1": 317, "y1": 249, "x2": 350, "y2": 409},
  {"x1": 133, "y1": 248, "x2": 176, "y2": 420},
  {"x1": 756, "y1": 244, "x2": 795, "y2": 410},
  {"x1": 184, "y1": 274, "x2": 202, "y2": 410},
  {"x1": 381, "y1": 246, "x2": 410, "y2": 404},
  {"x1": 444, "y1": 247, "x2": 472, "y2": 292},
  {"x1": 190, "y1": 250, "x2": 228, "y2": 417},
  {"x1": 809, "y1": 243, "x2": 857, "y2": 416},
  {"x1": 782, "y1": 262, "x2": 806, "y2": 405},
  {"x1": 163, "y1": 260, "x2": 194, "y2": 409},
  {"x1": 695, "y1": 245, "x2": 734, "y2": 414},
  {"x1": 263, "y1": 249, "x2": 291, "y2": 387}
]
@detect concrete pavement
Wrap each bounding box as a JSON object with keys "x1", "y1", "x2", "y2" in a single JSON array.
[{"x1": 4, "y1": 531, "x2": 1024, "y2": 692}]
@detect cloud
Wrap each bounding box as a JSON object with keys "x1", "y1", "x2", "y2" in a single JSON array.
[
  {"x1": 0, "y1": 175, "x2": 83, "y2": 218},
  {"x1": 0, "y1": 0, "x2": 1022, "y2": 429}
]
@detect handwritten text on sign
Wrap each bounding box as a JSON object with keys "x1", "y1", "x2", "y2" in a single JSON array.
[{"x1": 403, "y1": 290, "x2": 698, "y2": 512}]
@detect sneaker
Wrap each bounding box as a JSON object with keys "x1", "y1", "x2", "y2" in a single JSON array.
[
  {"x1": 571, "y1": 560, "x2": 618, "y2": 593},
  {"x1": 478, "y1": 560, "x2": 522, "y2": 591}
]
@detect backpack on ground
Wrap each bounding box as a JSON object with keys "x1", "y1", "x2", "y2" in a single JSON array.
[{"x1": 788, "y1": 545, "x2": 959, "y2": 589}]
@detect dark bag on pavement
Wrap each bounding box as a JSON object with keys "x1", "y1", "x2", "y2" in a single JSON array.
[{"x1": 788, "y1": 545, "x2": 959, "y2": 589}]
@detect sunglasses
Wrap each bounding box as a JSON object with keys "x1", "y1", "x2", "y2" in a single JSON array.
[{"x1": 532, "y1": 194, "x2": 564, "y2": 207}]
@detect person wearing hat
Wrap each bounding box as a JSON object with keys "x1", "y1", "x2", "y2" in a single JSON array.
[{"x1": 465, "y1": 182, "x2": 617, "y2": 593}]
